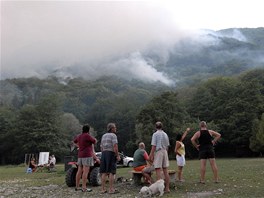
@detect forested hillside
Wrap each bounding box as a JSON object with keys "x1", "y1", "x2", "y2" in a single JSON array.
[
  {"x1": 1, "y1": 69, "x2": 264, "y2": 164},
  {"x1": 1, "y1": 28, "x2": 264, "y2": 164},
  {"x1": 0, "y1": 77, "x2": 172, "y2": 164}
]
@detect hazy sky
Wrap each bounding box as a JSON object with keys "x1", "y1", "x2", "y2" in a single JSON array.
[{"x1": 1, "y1": 0, "x2": 264, "y2": 83}]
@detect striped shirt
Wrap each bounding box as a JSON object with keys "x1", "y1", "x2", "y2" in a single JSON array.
[
  {"x1": 100, "y1": 132, "x2": 118, "y2": 152},
  {"x1": 151, "y1": 129, "x2": 170, "y2": 151}
]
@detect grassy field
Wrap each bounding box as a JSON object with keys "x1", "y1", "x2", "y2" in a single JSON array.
[{"x1": 0, "y1": 158, "x2": 263, "y2": 197}]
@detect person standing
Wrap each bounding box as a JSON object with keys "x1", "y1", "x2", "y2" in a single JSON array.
[
  {"x1": 133, "y1": 142, "x2": 154, "y2": 184},
  {"x1": 149, "y1": 121, "x2": 170, "y2": 193},
  {"x1": 100, "y1": 123, "x2": 120, "y2": 194},
  {"x1": 73, "y1": 124, "x2": 98, "y2": 192},
  {"x1": 191, "y1": 121, "x2": 221, "y2": 183},
  {"x1": 174, "y1": 127, "x2": 190, "y2": 182}
]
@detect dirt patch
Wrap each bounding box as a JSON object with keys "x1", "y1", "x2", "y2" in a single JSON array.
[
  {"x1": 0, "y1": 179, "x2": 140, "y2": 198},
  {"x1": 187, "y1": 189, "x2": 223, "y2": 198}
]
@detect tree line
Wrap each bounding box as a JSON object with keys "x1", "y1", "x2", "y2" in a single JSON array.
[{"x1": 0, "y1": 69, "x2": 264, "y2": 164}]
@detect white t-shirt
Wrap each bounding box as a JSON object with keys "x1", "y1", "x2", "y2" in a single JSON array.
[{"x1": 50, "y1": 157, "x2": 56, "y2": 165}]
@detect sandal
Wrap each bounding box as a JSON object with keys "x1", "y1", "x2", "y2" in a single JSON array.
[
  {"x1": 82, "y1": 188, "x2": 92, "y2": 192},
  {"x1": 109, "y1": 189, "x2": 119, "y2": 194},
  {"x1": 100, "y1": 190, "x2": 107, "y2": 194},
  {"x1": 75, "y1": 187, "x2": 80, "y2": 191}
]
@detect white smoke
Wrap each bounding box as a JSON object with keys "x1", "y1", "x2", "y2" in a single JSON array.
[
  {"x1": 101, "y1": 52, "x2": 174, "y2": 85},
  {"x1": 219, "y1": 29, "x2": 247, "y2": 42},
  {"x1": 1, "y1": 1, "x2": 183, "y2": 84},
  {"x1": 49, "y1": 52, "x2": 174, "y2": 86},
  {"x1": 2, "y1": 1, "x2": 263, "y2": 83}
]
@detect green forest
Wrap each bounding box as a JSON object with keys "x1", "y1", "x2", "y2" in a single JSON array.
[{"x1": 1, "y1": 68, "x2": 264, "y2": 164}]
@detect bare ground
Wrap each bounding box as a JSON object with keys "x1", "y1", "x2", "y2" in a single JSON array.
[
  {"x1": 0, "y1": 177, "x2": 223, "y2": 198},
  {"x1": 0, "y1": 178, "x2": 142, "y2": 198}
]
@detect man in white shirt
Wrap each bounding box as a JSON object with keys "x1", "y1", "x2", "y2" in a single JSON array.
[{"x1": 149, "y1": 121, "x2": 170, "y2": 193}]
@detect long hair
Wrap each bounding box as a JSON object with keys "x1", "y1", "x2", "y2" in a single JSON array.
[{"x1": 176, "y1": 134, "x2": 182, "y2": 141}]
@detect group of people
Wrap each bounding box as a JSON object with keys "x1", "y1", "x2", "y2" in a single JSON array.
[
  {"x1": 73, "y1": 120, "x2": 221, "y2": 194},
  {"x1": 29, "y1": 154, "x2": 56, "y2": 172},
  {"x1": 132, "y1": 121, "x2": 221, "y2": 190}
]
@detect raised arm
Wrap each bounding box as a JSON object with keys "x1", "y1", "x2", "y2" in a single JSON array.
[{"x1": 181, "y1": 127, "x2": 191, "y2": 141}]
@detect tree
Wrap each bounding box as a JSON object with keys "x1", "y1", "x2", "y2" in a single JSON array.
[
  {"x1": 15, "y1": 95, "x2": 68, "y2": 161},
  {"x1": 256, "y1": 114, "x2": 264, "y2": 147},
  {"x1": 0, "y1": 107, "x2": 17, "y2": 164},
  {"x1": 250, "y1": 113, "x2": 264, "y2": 155},
  {"x1": 60, "y1": 113, "x2": 82, "y2": 141},
  {"x1": 135, "y1": 91, "x2": 190, "y2": 156},
  {"x1": 187, "y1": 73, "x2": 264, "y2": 156}
]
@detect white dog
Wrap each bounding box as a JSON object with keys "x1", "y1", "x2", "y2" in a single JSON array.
[{"x1": 139, "y1": 179, "x2": 165, "y2": 197}]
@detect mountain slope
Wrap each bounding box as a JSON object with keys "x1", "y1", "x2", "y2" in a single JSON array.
[{"x1": 150, "y1": 28, "x2": 264, "y2": 86}]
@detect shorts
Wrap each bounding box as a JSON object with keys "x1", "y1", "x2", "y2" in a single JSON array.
[
  {"x1": 153, "y1": 149, "x2": 169, "y2": 169},
  {"x1": 133, "y1": 165, "x2": 146, "y2": 172},
  {"x1": 176, "y1": 155, "x2": 185, "y2": 167},
  {"x1": 143, "y1": 165, "x2": 155, "y2": 173},
  {"x1": 100, "y1": 151, "x2": 117, "y2": 174},
  {"x1": 199, "y1": 147, "x2": 215, "y2": 159},
  {"x1": 77, "y1": 157, "x2": 94, "y2": 166}
]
